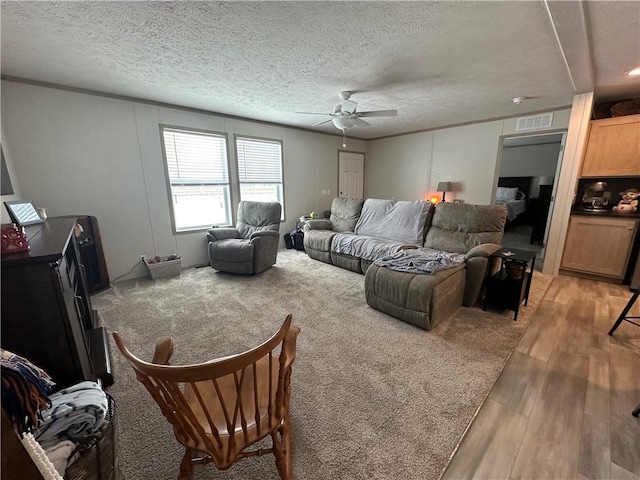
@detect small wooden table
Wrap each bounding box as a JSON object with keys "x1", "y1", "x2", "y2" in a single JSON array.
[{"x1": 484, "y1": 247, "x2": 537, "y2": 321}]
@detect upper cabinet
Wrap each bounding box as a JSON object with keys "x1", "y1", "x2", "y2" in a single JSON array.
[{"x1": 581, "y1": 114, "x2": 640, "y2": 177}]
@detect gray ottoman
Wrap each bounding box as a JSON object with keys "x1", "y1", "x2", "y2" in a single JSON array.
[{"x1": 364, "y1": 264, "x2": 466, "y2": 330}]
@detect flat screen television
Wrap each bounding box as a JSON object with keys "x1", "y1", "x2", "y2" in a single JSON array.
[{"x1": 4, "y1": 200, "x2": 45, "y2": 226}]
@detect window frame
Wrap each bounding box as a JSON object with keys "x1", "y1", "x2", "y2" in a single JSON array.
[
  {"x1": 160, "y1": 124, "x2": 233, "y2": 234},
  {"x1": 234, "y1": 134, "x2": 285, "y2": 222}
]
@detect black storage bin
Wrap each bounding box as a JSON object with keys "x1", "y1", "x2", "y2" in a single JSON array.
[
  {"x1": 65, "y1": 394, "x2": 118, "y2": 480},
  {"x1": 284, "y1": 233, "x2": 294, "y2": 249},
  {"x1": 292, "y1": 231, "x2": 305, "y2": 251}
]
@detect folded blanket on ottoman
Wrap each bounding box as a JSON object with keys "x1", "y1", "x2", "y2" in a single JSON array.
[
  {"x1": 373, "y1": 247, "x2": 465, "y2": 274},
  {"x1": 36, "y1": 381, "x2": 108, "y2": 448}
]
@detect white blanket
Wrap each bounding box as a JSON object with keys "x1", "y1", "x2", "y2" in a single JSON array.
[
  {"x1": 331, "y1": 233, "x2": 405, "y2": 261},
  {"x1": 36, "y1": 381, "x2": 108, "y2": 448},
  {"x1": 373, "y1": 247, "x2": 466, "y2": 274},
  {"x1": 354, "y1": 199, "x2": 432, "y2": 245},
  {"x1": 21, "y1": 433, "x2": 63, "y2": 480},
  {"x1": 45, "y1": 440, "x2": 76, "y2": 476}
]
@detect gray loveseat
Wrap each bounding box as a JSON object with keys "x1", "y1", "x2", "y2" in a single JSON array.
[{"x1": 304, "y1": 198, "x2": 507, "y2": 329}]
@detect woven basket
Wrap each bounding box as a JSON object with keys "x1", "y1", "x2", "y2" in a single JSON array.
[
  {"x1": 145, "y1": 257, "x2": 181, "y2": 280},
  {"x1": 505, "y1": 261, "x2": 525, "y2": 280},
  {"x1": 65, "y1": 394, "x2": 118, "y2": 480}
]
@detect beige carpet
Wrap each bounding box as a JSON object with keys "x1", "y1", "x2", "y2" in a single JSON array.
[{"x1": 92, "y1": 249, "x2": 552, "y2": 480}]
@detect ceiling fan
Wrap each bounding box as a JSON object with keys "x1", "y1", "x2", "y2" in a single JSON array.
[
  {"x1": 297, "y1": 91, "x2": 397, "y2": 145},
  {"x1": 298, "y1": 91, "x2": 397, "y2": 130}
]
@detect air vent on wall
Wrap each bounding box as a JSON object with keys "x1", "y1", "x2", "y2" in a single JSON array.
[{"x1": 515, "y1": 113, "x2": 554, "y2": 131}]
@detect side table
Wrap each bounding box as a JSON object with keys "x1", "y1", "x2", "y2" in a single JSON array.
[{"x1": 484, "y1": 247, "x2": 536, "y2": 320}]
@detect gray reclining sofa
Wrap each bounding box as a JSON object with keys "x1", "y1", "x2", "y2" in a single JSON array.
[{"x1": 304, "y1": 197, "x2": 507, "y2": 329}]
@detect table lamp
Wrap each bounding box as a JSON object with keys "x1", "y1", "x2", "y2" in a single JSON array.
[{"x1": 437, "y1": 182, "x2": 452, "y2": 202}]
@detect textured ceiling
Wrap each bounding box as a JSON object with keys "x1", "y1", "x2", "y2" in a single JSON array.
[{"x1": 1, "y1": 1, "x2": 639, "y2": 140}]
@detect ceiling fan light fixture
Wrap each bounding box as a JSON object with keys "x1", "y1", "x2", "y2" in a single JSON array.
[{"x1": 332, "y1": 116, "x2": 356, "y2": 130}]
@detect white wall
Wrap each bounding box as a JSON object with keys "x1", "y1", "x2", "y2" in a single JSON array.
[
  {"x1": 0, "y1": 125, "x2": 23, "y2": 224},
  {"x1": 366, "y1": 110, "x2": 570, "y2": 204},
  {"x1": 431, "y1": 121, "x2": 504, "y2": 204},
  {"x1": 1, "y1": 81, "x2": 365, "y2": 280},
  {"x1": 499, "y1": 142, "x2": 562, "y2": 178},
  {"x1": 364, "y1": 132, "x2": 433, "y2": 201}
]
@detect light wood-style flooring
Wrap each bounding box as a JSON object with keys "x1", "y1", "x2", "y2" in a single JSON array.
[{"x1": 442, "y1": 275, "x2": 640, "y2": 480}]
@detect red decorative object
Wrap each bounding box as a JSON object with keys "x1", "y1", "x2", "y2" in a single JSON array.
[{"x1": 1, "y1": 223, "x2": 30, "y2": 254}]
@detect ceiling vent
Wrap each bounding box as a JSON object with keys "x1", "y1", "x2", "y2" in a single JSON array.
[{"x1": 515, "y1": 113, "x2": 554, "y2": 131}]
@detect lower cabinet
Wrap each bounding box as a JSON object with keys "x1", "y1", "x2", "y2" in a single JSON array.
[{"x1": 561, "y1": 215, "x2": 638, "y2": 279}]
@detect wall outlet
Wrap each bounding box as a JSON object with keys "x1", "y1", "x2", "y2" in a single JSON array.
[{"x1": 140, "y1": 254, "x2": 146, "y2": 262}]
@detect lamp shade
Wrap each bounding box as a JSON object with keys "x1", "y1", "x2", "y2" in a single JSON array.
[
  {"x1": 437, "y1": 182, "x2": 452, "y2": 192},
  {"x1": 538, "y1": 176, "x2": 554, "y2": 186}
]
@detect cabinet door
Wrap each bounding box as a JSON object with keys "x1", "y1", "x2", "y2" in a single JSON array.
[
  {"x1": 561, "y1": 216, "x2": 638, "y2": 278},
  {"x1": 581, "y1": 115, "x2": 640, "y2": 177},
  {"x1": 65, "y1": 239, "x2": 94, "y2": 330},
  {"x1": 56, "y1": 257, "x2": 94, "y2": 383}
]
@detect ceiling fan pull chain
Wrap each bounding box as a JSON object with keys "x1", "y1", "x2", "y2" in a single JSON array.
[{"x1": 342, "y1": 129, "x2": 347, "y2": 148}]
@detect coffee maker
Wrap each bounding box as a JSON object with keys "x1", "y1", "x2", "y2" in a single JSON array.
[{"x1": 581, "y1": 181, "x2": 611, "y2": 210}]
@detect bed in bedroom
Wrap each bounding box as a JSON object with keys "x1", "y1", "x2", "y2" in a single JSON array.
[{"x1": 495, "y1": 177, "x2": 532, "y2": 226}]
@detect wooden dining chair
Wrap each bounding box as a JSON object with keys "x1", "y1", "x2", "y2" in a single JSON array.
[{"x1": 113, "y1": 314, "x2": 300, "y2": 479}]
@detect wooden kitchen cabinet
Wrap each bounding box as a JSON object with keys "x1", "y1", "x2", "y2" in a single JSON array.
[
  {"x1": 561, "y1": 215, "x2": 638, "y2": 279},
  {"x1": 581, "y1": 114, "x2": 640, "y2": 177}
]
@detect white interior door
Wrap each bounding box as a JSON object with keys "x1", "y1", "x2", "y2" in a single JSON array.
[{"x1": 338, "y1": 151, "x2": 364, "y2": 199}]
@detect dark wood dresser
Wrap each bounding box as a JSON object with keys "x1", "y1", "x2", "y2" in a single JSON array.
[{"x1": 1, "y1": 217, "x2": 113, "y2": 389}]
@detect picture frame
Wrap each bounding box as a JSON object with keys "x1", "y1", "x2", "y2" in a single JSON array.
[{"x1": 4, "y1": 200, "x2": 45, "y2": 226}]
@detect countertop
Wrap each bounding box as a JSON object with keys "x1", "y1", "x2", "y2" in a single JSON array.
[{"x1": 571, "y1": 207, "x2": 639, "y2": 219}]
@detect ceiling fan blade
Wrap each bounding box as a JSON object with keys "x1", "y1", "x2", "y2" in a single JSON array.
[
  {"x1": 296, "y1": 111, "x2": 332, "y2": 115},
  {"x1": 353, "y1": 117, "x2": 371, "y2": 127},
  {"x1": 358, "y1": 109, "x2": 398, "y2": 118},
  {"x1": 312, "y1": 119, "x2": 334, "y2": 127},
  {"x1": 341, "y1": 98, "x2": 358, "y2": 115}
]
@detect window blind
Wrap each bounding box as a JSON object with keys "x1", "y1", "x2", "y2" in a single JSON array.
[
  {"x1": 236, "y1": 138, "x2": 282, "y2": 183},
  {"x1": 163, "y1": 129, "x2": 228, "y2": 184}
]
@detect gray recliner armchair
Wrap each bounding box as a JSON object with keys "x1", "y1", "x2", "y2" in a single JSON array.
[{"x1": 207, "y1": 201, "x2": 282, "y2": 274}]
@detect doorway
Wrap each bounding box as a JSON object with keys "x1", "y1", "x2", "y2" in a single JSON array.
[
  {"x1": 338, "y1": 151, "x2": 364, "y2": 199},
  {"x1": 495, "y1": 132, "x2": 566, "y2": 269}
]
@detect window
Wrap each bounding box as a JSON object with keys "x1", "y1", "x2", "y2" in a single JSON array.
[
  {"x1": 162, "y1": 127, "x2": 231, "y2": 232},
  {"x1": 236, "y1": 136, "x2": 284, "y2": 218}
]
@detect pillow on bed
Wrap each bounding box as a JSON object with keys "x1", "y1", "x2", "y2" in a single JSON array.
[{"x1": 496, "y1": 187, "x2": 519, "y2": 202}]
